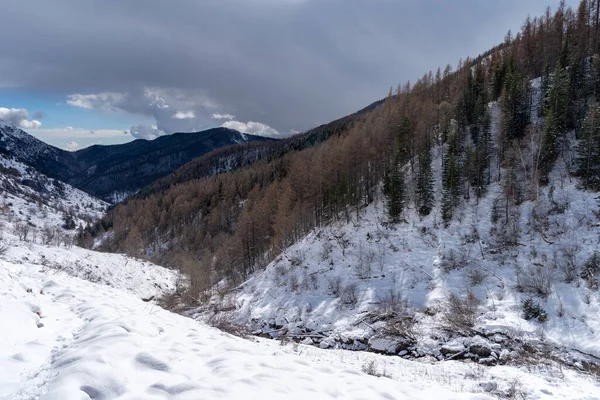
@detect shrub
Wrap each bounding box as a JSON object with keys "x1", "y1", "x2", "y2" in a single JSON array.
[
  {"x1": 330, "y1": 274, "x2": 342, "y2": 295},
  {"x1": 206, "y1": 313, "x2": 252, "y2": 338},
  {"x1": 516, "y1": 263, "x2": 556, "y2": 298},
  {"x1": 340, "y1": 282, "x2": 358, "y2": 306},
  {"x1": 361, "y1": 360, "x2": 391, "y2": 378},
  {"x1": 522, "y1": 298, "x2": 548, "y2": 323},
  {"x1": 467, "y1": 268, "x2": 488, "y2": 287},
  {"x1": 440, "y1": 248, "x2": 468, "y2": 272},
  {"x1": 581, "y1": 252, "x2": 600, "y2": 290},
  {"x1": 442, "y1": 292, "x2": 480, "y2": 333}
]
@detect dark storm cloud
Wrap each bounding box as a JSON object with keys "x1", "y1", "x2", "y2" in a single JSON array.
[{"x1": 0, "y1": 0, "x2": 578, "y2": 136}]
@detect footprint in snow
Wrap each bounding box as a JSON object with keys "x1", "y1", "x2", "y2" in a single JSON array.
[{"x1": 135, "y1": 352, "x2": 170, "y2": 372}]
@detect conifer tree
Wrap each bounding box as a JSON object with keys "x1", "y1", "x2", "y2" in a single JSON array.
[
  {"x1": 576, "y1": 102, "x2": 600, "y2": 190},
  {"x1": 501, "y1": 58, "x2": 531, "y2": 142},
  {"x1": 539, "y1": 108, "x2": 559, "y2": 183},
  {"x1": 539, "y1": 58, "x2": 570, "y2": 183},
  {"x1": 442, "y1": 127, "x2": 461, "y2": 224},
  {"x1": 416, "y1": 144, "x2": 435, "y2": 216},
  {"x1": 383, "y1": 159, "x2": 405, "y2": 223}
]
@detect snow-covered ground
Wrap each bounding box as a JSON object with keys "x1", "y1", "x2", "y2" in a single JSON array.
[
  {"x1": 208, "y1": 103, "x2": 600, "y2": 388},
  {"x1": 2, "y1": 239, "x2": 600, "y2": 400},
  {"x1": 0, "y1": 153, "x2": 107, "y2": 233}
]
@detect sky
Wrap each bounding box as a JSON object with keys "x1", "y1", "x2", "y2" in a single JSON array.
[{"x1": 0, "y1": 0, "x2": 579, "y2": 151}]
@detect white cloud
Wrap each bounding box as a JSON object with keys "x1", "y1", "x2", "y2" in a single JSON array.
[
  {"x1": 66, "y1": 92, "x2": 125, "y2": 111},
  {"x1": 66, "y1": 88, "x2": 220, "y2": 136},
  {"x1": 65, "y1": 141, "x2": 81, "y2": 151},
  {"x1": 35, "y1": 127, "x2": 129, "y2": 139},
  {"x1": 130, "y1": 124, "x2": 165, "y2": 140},
  {"x1": 173, "y1": 111, "x2": 195, "y2": 119},
  {"x1": 222, "y1": 120, "x2": 280, "y2": 137},
  {"x1": 0, "y1": 107, "x2": 42, "y2": 129},
  {"x1": 212, "y1": 113, "x2": 235, "y2": 120}
]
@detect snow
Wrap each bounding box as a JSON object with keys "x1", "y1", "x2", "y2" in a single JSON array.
[
  {"x1": 212, "y1": 102, "x2": 600, "y2": 370},
  {"x1": 0, "y1": 243, "x2": 508, "y2": 400},
  {"x1": 2, "y1": 240, "x2": 600, "y2": 400},
  {"x1": 0, "y1": 153, "x2": 108, "y2": 232}
]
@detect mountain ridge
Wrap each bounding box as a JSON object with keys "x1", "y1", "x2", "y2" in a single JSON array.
[{"x1": 0, "y1": 121, "x2": 273, "y2": 201}]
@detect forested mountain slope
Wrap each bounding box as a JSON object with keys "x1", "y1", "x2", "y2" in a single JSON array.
[
  {"x1": 131, "y1": 100, "x2": 381, "y2": 201},
  {"x1": 0, "y1": 122, "x2": 271, "y2": 202},
  {"x1": 95, "y1": 0, "x2": 600, "y2": 300}
]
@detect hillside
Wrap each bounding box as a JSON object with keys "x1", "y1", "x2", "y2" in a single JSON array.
[
  {"x1": 0, "y1": 122, "x2": 272, "y2": 202},
  {"x1": 132, "y1": 101, "x2": 377, "y2": 201},
  {"x1": 0, "y1": 152, "x2": 107, "y2": 238},
  {"x1": 211, "y1": 112, "x2": 600, "y2": 366},
  {"x1": 89, "y1": 0, "x2": 600, "y2": 378},
  {"x1": 1, "y1": 206, "x2": 598, "y2": 399}
]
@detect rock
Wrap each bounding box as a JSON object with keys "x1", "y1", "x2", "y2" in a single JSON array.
[
  {"x1": 479, "y1": 381, "x2": 498, "y2": 392},
  {"x1": 499, "y1": 349, "x2": 511, "y2": 362},
  {"x1": 274, "y1": 316, "x2": 287, "y2": 329},
  {"x1": 319, "y1": 337, "x2": 335, "y2": 349},
  {"x1": 36, "y1": 321, "x2": 44, "y2": 328},
  {"x1": 398, "y1": 350, "x2": 408, "y2": 357},
  {"x1": 368, "y1": 336, "x2": 412, "y2": 355},
  {"x1": 479, "y1": 357, "x2": 497, "y2": 365},
  {"x1": 469, "y1": 335, "x2": 492, "y2": 358},
  {"x1": 492, "y1": 334, "x2": 505, "y2": 343},
  {"x1": 440, "y1": 339, "x2": 465, "y2": 356},
  {"x1": 301, "y1": 337, "x2": 314, "y2": 346}
]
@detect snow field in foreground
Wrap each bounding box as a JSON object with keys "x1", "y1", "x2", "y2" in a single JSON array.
[{"x1": 1, "y1": 257, "x2": 500, "y2": 400}]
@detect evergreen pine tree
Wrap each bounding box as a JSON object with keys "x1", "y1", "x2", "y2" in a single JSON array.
[
  {"x1": 416, "y1": 145, "x2": 435, "y2": 216},
  {"x1": 383, "y1": 160, "x2": 405, "y2": 223},
  {"x1": 539, "y1": 108, "x2": 560, "y2": 184},
  {"x1": 441, "y1": 128, "x2": 461, "y2": 224},
  {"x1": 502, "y1": 58, "x2": 531, "y2": 141},
  {"x1": 576, "y1": 102, "x2": 600, "y2": 190}
]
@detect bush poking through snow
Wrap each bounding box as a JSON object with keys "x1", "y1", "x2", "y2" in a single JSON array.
[
  {"x1": 516, "y1": 263, "x2": 556, "y2": 298},
  {"x1": 522, "y1": 298, "x2": 548, "y2": 323},
  {"x1": 581, "y1": 252, "x2": 600, "y2": 290},
  {"x1": 505, "y1": 378, "x2": 527, "y2": 400},
  {"x1": 440, "y1": 248, "x2": 468, "y2": 272},
  {"x1": 442, "y1": 292, "x2": 479, "y2": 333},
  {"x1": 206, "y1": 313, "x2": 252, "y2": 339},
  {"x1": 467, "y1": 268, "x2": 488, "y2": 287},
  {"x1": 340, "y1": 282, "x2": 359, "y2": 306},
  {"x1": 361, "y1": 360, "x2": 391, "y2": 378}
]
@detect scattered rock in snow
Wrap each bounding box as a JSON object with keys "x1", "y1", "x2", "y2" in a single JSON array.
[
  {"x1": 479, "y1": 381, "x2": 498, "y2": 392},
  {"x1": 368, "y1": 336, "x2": 412, "y2": 355},
  {"x1": 469, "y1": 335, "x2": 492, "y2": 358},
  {"x1": 440, "y1": 339, "x2": 465, "y2": 356}
]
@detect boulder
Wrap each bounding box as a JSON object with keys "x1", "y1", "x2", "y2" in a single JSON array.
[
  {"x1": 368, "y1": 336, "x2": 412, "y2": 355},
  {"x1": 469, "y1": 335, "x2": 492, "y2": 358}
]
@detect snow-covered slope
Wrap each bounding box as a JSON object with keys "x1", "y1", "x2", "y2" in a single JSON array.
[
  {"x1": 0, "y1": 153, "x2": 107, "y2": 235},
  {"x1": 208, "y1": 103, "x2": 600, "y2": 378},
  {"x1": 0, "y1": 121, "x2": 66, "y2": 167},
  {"x1": 2, "y1": 240, "x2": 599, "y2": 400}
]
